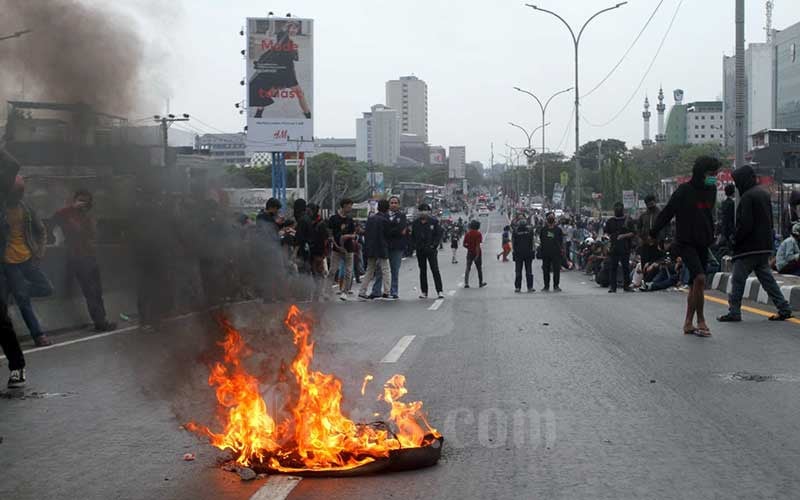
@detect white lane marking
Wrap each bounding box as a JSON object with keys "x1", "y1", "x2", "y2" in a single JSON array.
[
  {"x1": 381, "y1": 335, "x2": 416, "y2": 363},
  {"x1": 250, "y1": 476, "x2": 302, "y2": 500},
  {"x1": 428, "y1": 299, "x2": 444, "y2": 311},
  {"x1": 0, "y1": 326, "x2": 139, "y2": 360},
  {"x1": 457, "y1": 282, "x2": 464, "y2": 288},
  {"x1": 448, "y1": 290, "x2": 456, "y2": 296}
]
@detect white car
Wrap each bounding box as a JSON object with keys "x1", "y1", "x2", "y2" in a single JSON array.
[{"x1": 478, "y1": 207, "x2": 490, "y2": 217}]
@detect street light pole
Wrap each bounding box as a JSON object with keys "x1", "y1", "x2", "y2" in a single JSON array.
[
  {"x1": 526, "y1": 2, "x2": 627, "y2": 218},
  {"x1": 513, "y1": 86, "x2": 572, "y2": 199},
  {"x1": 509, "y1": 122, "x2": 549, "y2": 197}
]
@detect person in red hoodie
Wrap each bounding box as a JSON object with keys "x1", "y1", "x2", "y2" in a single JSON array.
[
  {"x1": 463, "y1": 220, "x2": 487, "y2": 288},
  {"x1": 51, "y1": 189, "x2": 116, "y2": 332}
]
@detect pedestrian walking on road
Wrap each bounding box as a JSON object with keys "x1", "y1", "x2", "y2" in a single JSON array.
[
  {"x1": 0, "y1": 148, "x2": 26, "y2": 388},
  {"x1": 450, "y1": 228, "x2": 459, "y2": 264},
  {"x1": 411, "y1": 204, "x2": 444, "y2": 299},
  {"x1": 359, "y1": 199, "x2": 392, "y2": 300},
  {"x1": 776, "y1": 223, "x2": 800, "y2": 276},
  {"x1": 718, "y1": 165, "x2": 793, "y2": 323},
  {"x1": 463, "y1": 220, "x2": 487, "y2": 288},
  {"x1": 3, "y1": 175, "x2": 53, "y2": 346},
  {"x1": 538, "y1": 212, "x2": 563, "y2": 292},
  {"x1": 718, "y1": 184, "x2": 736, "y2": 249},
  {"x1": 604, "y1": 202, "x2": 636, "y2": 293},
  {"x1": 512, "y1": 220, "x2": 535, "y2": 293},
  {"x1": 371, "y1": 196, "x2": 407, "y2": 299},
  {"x1": 497, "y1": 225, "x2": 511, "y2": 262},
  {"x1": 328, "y1": 198, "x2": 356, "y2": 301},
  {"x1": 651, "y1": 156, "x2": 721, "y2": 337},
  {"x1": 51, "y1": 189, "x2": 117, "y2": 332}
]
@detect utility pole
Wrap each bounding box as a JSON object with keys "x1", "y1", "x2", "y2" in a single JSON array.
[
  {"x1": 153, "y1": 114, "x2": 190, "y2": 167},
  {"x1": 597, "y1": 139, "x2": 602, "y2": 171},
  {"x1": 513, "y1": 86, "x2": 572, "y2": 198},
  {"x1": 527, "y1": 2, "x2": 627, "y2": 218},
  {"x1": 735, "y1": 0, "x2": 746, "y2": 168}
]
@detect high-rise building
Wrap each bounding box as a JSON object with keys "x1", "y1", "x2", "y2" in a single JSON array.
[
  {"x1": 356, "y1": 104, "x2": 400, "y2": 166},
  {"x1": 685, "y1": 101, "x2": 724, "y2": 146},
  {"x1": 448, "y1": 146, "x2": 466, "y2": 179},
  {"x1": 386, "y1": 76, "x2": 428, "y2": 142},
  {"x1": 775, "y1": 23, "x2": 800, "y2": 129}
]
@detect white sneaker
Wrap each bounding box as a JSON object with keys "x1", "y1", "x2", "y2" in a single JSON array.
[
  {"x1": 7, "y1": 368, "x2": 26, "y2": 389},
  {"x1": 339, "y1": 292, "x2": 348, "y2": 301},
  {"x1": 437, "y1": 292, "x2": 444, "y2": 299}
]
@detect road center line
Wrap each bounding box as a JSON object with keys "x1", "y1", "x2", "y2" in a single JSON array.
[
  {"x1": 703, "y1": 294, "x2": 800, "y2": 325},
  {"x1": 250, "y1": 476, "x2": 302, "y2": 500},
  {"x1": 0, "y1": 325, "x2": 139, "y2": 360},
  {"x1": 428, "y1": 299, "x2": 444, "y2": 311},
  {"x1": 380, "y1": 335, "x2": 416, "y2": 363}
]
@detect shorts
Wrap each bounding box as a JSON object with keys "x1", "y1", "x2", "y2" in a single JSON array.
[{"x1": 675, "y1": 244, "x2": 708, "y2": 284}]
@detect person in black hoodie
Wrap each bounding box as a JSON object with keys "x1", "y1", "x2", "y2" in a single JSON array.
[
  {"x1": 411, "y1": 204, "x2": 444, "y2": 299},
  {"x1": 651, "y1": 155, "x2": 721, "y2": 337},
  {"x1": 718, "y1": 165, "x2": 793, "y2": 322},
  {"x1": 0, "y1": 147, "x2": 26, "y2": 388},
  {"x1": 371, "y1": 196, "x2": 407, "y2": 299},
  {"x1": 604, "y1": 202, "x2": 636, "y2": 293},
  {"x1": 782, "y1": 190, "x2": 800, "y2": 239},
  {"x1": 358, "y1": 199, "x2": 391, "y2": 300},
  {"x1": 538, "y1": 212, "x2": 563, "y2": 292},
  {"x1": 718, "y1": 184, "x2": 736, "y2": 247},
  {"x1": 512, "y1": 220, "x2": 536, "y2": 293}
]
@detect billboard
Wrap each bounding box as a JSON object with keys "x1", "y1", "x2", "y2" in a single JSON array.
[{"x1": 246, "y1": 17, "x2": 314, "y2": 153}]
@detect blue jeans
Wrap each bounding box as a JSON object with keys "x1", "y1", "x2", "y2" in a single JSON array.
[
  {"x1": 372, "y1": 249, "x2": 403, "y2": 297},
  {"x1": 4, "y1": 259, "x2": 54, "y2": 339},
  {"x1": 728, "y1": 254, "x2": 791, "y2": 318}
]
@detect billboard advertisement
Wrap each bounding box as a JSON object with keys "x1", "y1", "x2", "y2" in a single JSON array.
[{"x1": 246, "y1": 17, "x2": 314, "y2": 153}]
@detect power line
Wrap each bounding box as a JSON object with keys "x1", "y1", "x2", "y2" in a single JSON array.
[
  {"x1": 555, "y1": 105, "x2": 576, "y2": 153},
  {"x1": 581, "y1": 0, "x2": 665, "y2": 99},
  {"x1": 582, "y1": 0, "x2": 684, "y2": 128}
]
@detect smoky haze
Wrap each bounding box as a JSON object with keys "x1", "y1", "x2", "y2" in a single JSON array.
[{"x1": 0, "y1": 0, "x2": 150, "y2": 115}]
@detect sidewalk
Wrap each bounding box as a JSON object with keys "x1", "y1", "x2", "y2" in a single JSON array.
[{"x1": 708, "y1": 271, "x2": 800, "y2": 310}]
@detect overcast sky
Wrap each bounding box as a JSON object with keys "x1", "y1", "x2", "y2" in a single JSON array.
[{"x1": 132, "y1": 0, "x2": 800, "y2": 167}]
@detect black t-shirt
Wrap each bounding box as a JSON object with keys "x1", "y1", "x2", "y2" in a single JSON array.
[
  {"x1": 604, "y1": 216, "x2": 633, "y2": 255},
  {"x1": 329, "y1": 213, "x2": 356, "y2": 252}
]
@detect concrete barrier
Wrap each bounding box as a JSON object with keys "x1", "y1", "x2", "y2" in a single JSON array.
[{"x1": 707, "y1": 271, "x2": 800, "y2": 311}]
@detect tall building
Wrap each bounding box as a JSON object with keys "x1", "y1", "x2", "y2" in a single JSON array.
[
  {"x1": 386, "y1": 76, "x2": 428, "y2": 142},
  {"x1": 448, "y1": 146, "x2": 466, "y2": 179},
  {"x1": 356, "y1": 104, "x2": 400, "y2": 166},
  {"x1": 685, "y1": 101, "x2": 724, "y2": 146},
  {"x1": 642, "y1": 96, "x2": 653, "y2": 147},
  {"x1": 775, "y1": 23, "x2": 800, "y2": 129},
  {"x1": 429, "y1": 145, "x2": 446, "y2": 165},
  {"x1": 722, "y1": 55, "x2": 737, "y2": 148}
]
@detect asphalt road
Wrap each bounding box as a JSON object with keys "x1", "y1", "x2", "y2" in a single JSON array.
[{"x1": 3, "y1": 211, "x2": 800, "y2": 499}]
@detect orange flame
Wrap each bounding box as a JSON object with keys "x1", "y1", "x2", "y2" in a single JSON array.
[{"x1": 187, "y1": 305, "x2": 440, "y2": 472}]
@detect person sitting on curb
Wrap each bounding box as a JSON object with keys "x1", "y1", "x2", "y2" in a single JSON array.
[{"x1": 776, "y1": 222, "x2": 800, "y2": 277}]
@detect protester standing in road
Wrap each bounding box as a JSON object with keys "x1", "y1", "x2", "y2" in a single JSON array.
[
  {"x1": 638, "y1": 194, "x2": 662, "y2": 268},
  {"x1": 776, "y1": 223, "x2": 800, "y2": 276},
  {"x1": 359, "y1": 199, "x2": 391, "y2": 300},
  {"x1": 51, "y1": 189, "x2": 117, "y2": 332},
  {"x1": 372, "y1": 196, "x2": 407, "y2": 299},
  {"x1": 718, "y1": 184, "x2": 736, "y2": 248},
  {"x1": 604, "y1": 202, "x2": 636, "y2": 293},
  {"x1": 3, "y1": 176, "x2": 53, "y2": 346},
  {"x1": 328, "y1": 198, "x2": 356, "y2": 301},
  {"x1": 718, "y1": 165, "x2": 793, "y2": 323},
  {"x1": 0, "y1": 148, "x2": 26, "y2": 388},
  {"x1": 463, "y1": 220, "x2": 487, "y2": 289},
  {"x1": 306, "y1": 203, "x2": 330, "y2": 300},
  {"x1": 512, "y1": 219, "x2": 535, "y2": 293},
  {"x1": 539, "y1": 212, "x2": 563, "y2": 292},
  {"x1": 450, "y1": 226, "x2": 460, "y2": 264},
  {"x1": 497, "y1": 225, "x2": 511, "y2": 262},
  {"x1": 412, "y1": 204, "x2": 444, "y2": 299},
  {"x1": 651, "y1": 156, "x2": 721, "y2": 337}
]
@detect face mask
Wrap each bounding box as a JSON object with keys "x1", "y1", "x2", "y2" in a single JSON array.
[
  {"x1": 704, "y1": 176, "x2": 717, "y2": 187},
  {"x1": 614, "y1": 209, "x2": 624, "y2": 217}
]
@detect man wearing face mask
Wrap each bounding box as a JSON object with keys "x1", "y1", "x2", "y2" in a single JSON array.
[
  {"x1": 604, "y1": 202, "x2": 636, "y2": 293},
  {"x1": 718, "y1": 165, "x2": 792, "y2": 322},
  {"x1": 651, "y1": 156, "x2": 721, "y2": 337},
  {"x1": 538, "y1": 212, "x2": 563, "y2": 292},
  {"x1": 52, "y1": 189, "x2": 117, "y2": 332}
]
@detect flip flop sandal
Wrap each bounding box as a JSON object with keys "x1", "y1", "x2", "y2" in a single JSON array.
[
  {"x1": 768, "y1": 312, "x2": 793, "y2": 321},
  {"x1": 694, "y1": 328, "x2": 712, "y2": 337}
]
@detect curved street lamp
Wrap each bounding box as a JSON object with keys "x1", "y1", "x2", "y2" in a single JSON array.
[{"x1": 526, "y1": 2, "x2": 627, "y2": 216}]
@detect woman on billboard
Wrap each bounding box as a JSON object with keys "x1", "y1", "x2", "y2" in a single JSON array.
[{"x1": 249, "y1": 20, "x2": 311, "y2": 119}]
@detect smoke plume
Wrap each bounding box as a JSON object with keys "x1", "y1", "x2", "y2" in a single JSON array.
[{"x1": 0, "y1": 0, "x2": 167, "y2": 115}]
